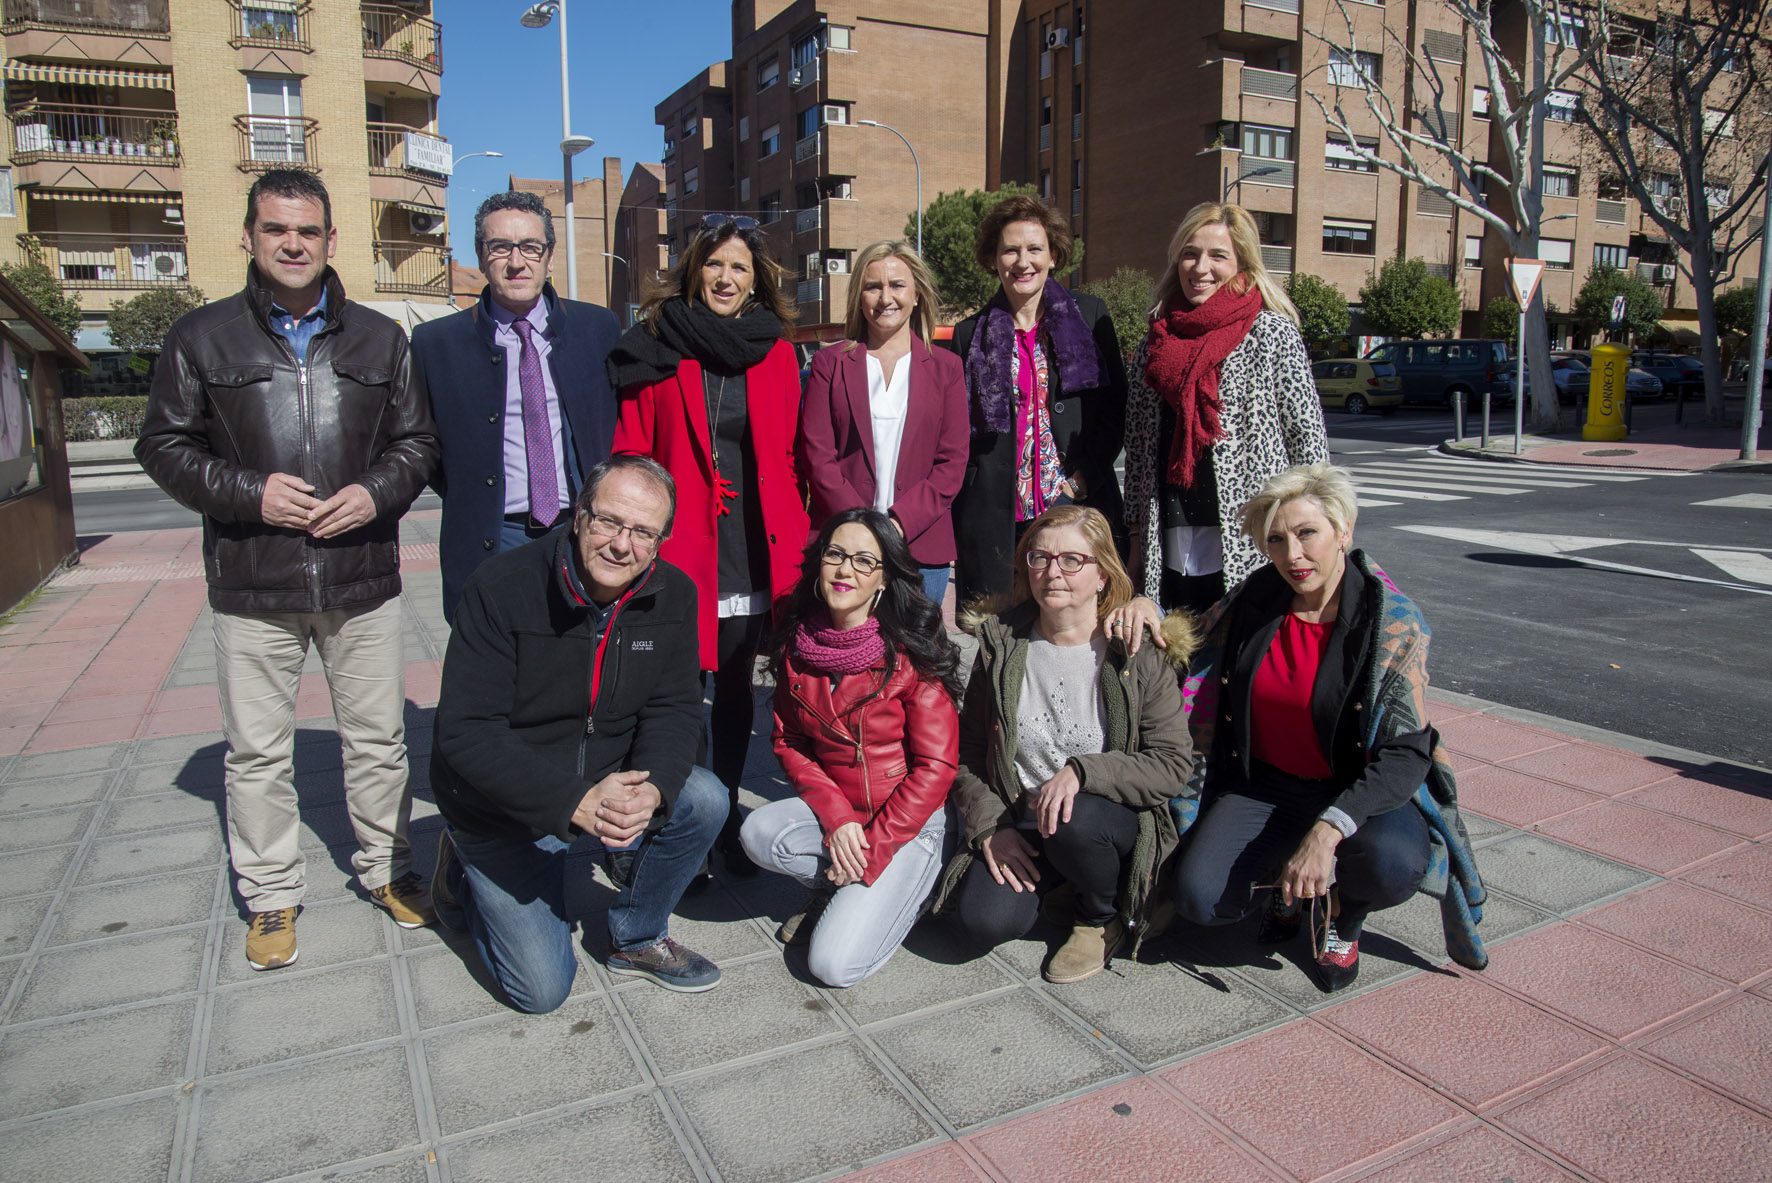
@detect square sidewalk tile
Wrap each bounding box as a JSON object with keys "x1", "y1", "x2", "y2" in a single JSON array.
[
  {"x1": 0, "y1": 772, "x2": 112, "y2": 813},
  {"x1": 0, "y1": 843, "x2": 78, "y2": 900},
  {"x1": 441, "y1": 1093, "x2": 698, "y2": 1183},
  {"x1": 1161, "y1": 1021, "x2": 1463, "y2": 1181},
  {"x1": 75, "y1": 824, "x2": 225, "y2": 886},
  {"x1": 967, "y1": 1077, "x2": 1281, "y2": 1182},
  {"x1": 1621, "y1": 776, "x2": 1772, "y2": 839},
  {"x1": 824, "y1": 923, "x2": 1018, "y2": 1028},
  {"x1": 116, "y1": 758, "x2": 223, "y2": 799},
  {"x1": 1455, "y1": 765, "x2": 1604, "y2": 829},
  {"x1": 617, "y1": 955, "x2": 841, "y2": 1078},
  {"x1": 0, "y1": 1094, "x2": 180, "y2": 1183},
  {"x1": 1533, "y1": 799, "x2": 1743, "y2": 876},
  {"x1": 11, "y1": 927, "x2": 205, "y2": 1020},
  {"x1": 1500, "y1": 743, "x2": 1677, "y2": 796},
  {"x1": 2, "y1": 743, "x2": 127, "y2": 781},
  {"x1": 1578, "y1": 881, "x2": 1772, "y2": 984},
  {"x1": 405, "y1": 940, "x2": 598, "y2": 1030},
  {"x1": 827, "y1": 1142, "x2": 991, "y2": 1183},
  {"x1": 1679, "y1": 844, "x2": 1772, "y2": 913},
  {"x1": 1353, "y1": 1122, "x2": 1584, "y2": 1182},
  {"x1": 673, "y1": 1039, "x2": 938, "y2": 1183},
  {"x1": 1479, "y1": 922, "x2": 1729, "y2": 1040},
  {"x1": 1172, "y1": 917, "x2": 1430, "y2": 1013},
  {"x1": 1048, "y1": 953, "x2": 1292, "y2": 1067},
  {"x1": 0, "y1": 999, "x2": 194, "y2": 1120},
  {"x1": 0, "y1": 893, "x2": 51, "y2": 955},
  {"x1": 207, "y1": 961, "x2": 400, "y2": 1073},
  {"x1": 1637, "y1": 993, "x2": 1772, "y2": 1114},
  {"x1": 214, "y1": 897, "x2": 389, "y2": 985},
  {"x1": 1470, "y1": 833, "x2": 1650, "y2": 916},
  {"x1": 1319, "y1": 970, "x2": 1607, "y2": 1109},
  {"x1": 0, "y1": 803, "x2": 95, "y2": 851},
  {"x1": 1364, "y1": 888, "x2": 1553, "y2": 962},
  {"x1": 867, "y1": 991, "x2": 1127, "y2": 1130},
  {"x1": 1496, "y1": 1055, "x2": 1772, "y2": 1183},
  {"x1": 98, "y1": 790, "x2": 222, "y2": 837},
  {"x1": 424, "y1": 995, "x2": 641, "y2": 1134},
  {"x1": 49, "y1": 868, "x2": 217, "y2": 945},
  {"x1": 1434, "y1": 716, "x2": 1566, "y2": 764}
]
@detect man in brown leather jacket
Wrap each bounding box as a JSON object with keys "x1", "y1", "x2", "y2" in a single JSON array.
[{"x1": 136, "y1": 170, "x2": 440, "y2": 972}]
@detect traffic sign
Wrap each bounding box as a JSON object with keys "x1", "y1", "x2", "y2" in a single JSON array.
[
  {"x1": 1506, "y1": 257, "x2": 1546, "y2": 307},
  {"x1": 1610, "y1": 294, "x2": 1627, "y2": 328}
]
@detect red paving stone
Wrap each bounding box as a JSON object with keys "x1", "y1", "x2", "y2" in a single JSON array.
[
  {"x1": 1679, "y1": 844, "x2": 1772, "y2": 912},
  {"x1": 831, "y1": 1143, "x2": 994, "y2": 1183},
  {"x1": 1452, "y1": 765, "x2": 1603, "y2": 828},
  {"x1": 1319, "y1": 971, "x2": 1608, "y2": 1111},
  {"x1": 1161, "y1": 1023, "x2": 1463, "y2": 1181},
  {"x1": 966, "y1": 1078, "x2": 1280, "y2": 1183},
  {"x1": 1495, "y1": 1055, "x2": 1772, "y2": 1183},
  {"x1": 1500, "y1": 742, "x2": 1677, "y2": 796},
  {"x1": 1622, "y1": 776, "x2": 1772, "y2": 839},
  {"x1": 1636, "y1": 994, "x2": 1772, "y2": 1115},
  {"x1": 22, "y1": 715, "x2": 141, "y2": 753},
  {"x1": 1352, "y1": 1123, "x2": 1583, "y2": 1182},
  {"x1": 1532, "y1": 798, "x2": 1745, "y2": 875},
  {"x1": 1434, "y1": 715, "x2": 1567, "y2": 764},
  {"x1": 1577, "y1": 882, "x2": 1772, "y2": 985},
  {"x1": 1479, "y1": 923, "x2": 1732, "y2": 1040},
  {"x1": 139, "y1": 706, "x2": 224, "y2": 738}
]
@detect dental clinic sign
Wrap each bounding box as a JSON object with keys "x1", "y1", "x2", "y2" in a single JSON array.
[{"x1": 404, "y1": 132, "x2": 453, "y2": 176}]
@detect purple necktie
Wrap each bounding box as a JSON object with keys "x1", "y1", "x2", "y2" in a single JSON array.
[{"x1": 512, "y1": 318, "x2": 559, "y2": 527}]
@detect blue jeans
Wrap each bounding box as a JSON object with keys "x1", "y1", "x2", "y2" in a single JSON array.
[
  {"x1": 445, "y1": 765, "x2": 727, "y2": 1014},
  {"x1": 498, "y1": 517, "x2": 559, "y2": 554},
  {"x1": 919, "y1": 563, "x2": 951, "y2": 608}
]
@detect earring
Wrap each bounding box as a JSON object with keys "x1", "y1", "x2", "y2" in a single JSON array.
[
  {"x1": 870, "y1": 587, "x2": 884, "y2": 612},
  {"x1": 813, "y1": 579, "x2": 825, "y2": 602}
]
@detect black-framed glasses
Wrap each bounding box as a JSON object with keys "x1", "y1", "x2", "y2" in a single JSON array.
[
  {"x1": 581, "y1": 511, "x2": 664, "y2": 549},
  {"x1": 483, "y1": 239, "x2": 550, "y2": 261},
  {"x1": 1025, "y1": 550, "x2": 1097, "y2": 574},
  {"x1": 702, "y1": 213, "x2": 760, "y2": 231},
  {"x1": 821, "y1": 545, "x2": 881, "y2": 576}
]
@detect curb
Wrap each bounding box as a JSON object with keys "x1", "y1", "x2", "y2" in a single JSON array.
[{"x1": 1437, "y1": 438, "x2": 1742, "y2": 473}]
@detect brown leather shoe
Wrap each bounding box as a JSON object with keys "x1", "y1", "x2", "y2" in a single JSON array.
[
  {"x1": 369, "y1": 871, "x2": 436, "y2": 929},
  {"x1": 1044, "y1": 919, "x2": 1124, "y2": 984},
  {"x1": 245, "y1": 907, "x2": 299, "y2": 971}
]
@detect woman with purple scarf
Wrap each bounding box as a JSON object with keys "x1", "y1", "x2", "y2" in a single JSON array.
[
  {"x1": 949, "y1": 195, "x2": 1129, "y2": 605},
  {"x1": 740, "y1": 508, "x2": 963, "y2": 987}
]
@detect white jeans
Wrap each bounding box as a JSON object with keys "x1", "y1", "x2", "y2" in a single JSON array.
[
  {"x1": 213, "y1": 597, "x2": 412, "y2": 911},
  {"x1": 740, "y1": 796, "x2": 947, "y2": 988}
]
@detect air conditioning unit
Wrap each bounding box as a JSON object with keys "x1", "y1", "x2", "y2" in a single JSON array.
[
  {"x1": 1663, "y1": 196, "x2": 1685, "y2": 217},
  {"x1": 1658, "y1": 263, "x2": 1677, "y2": 282},
  {"x1": 804, "y1": 252, "x2": 822, "y2": 279},
  {"x1": 162, "y1": 205, "x2": 184, "y2": 224},
  {"x1": 1046, "y1": 27, "x2": 1070, "y2": 49},
  {"x1": 825, "y1": 256, "x2": 849, "y2": 275},
  {"x1": 821, "y1": 104, "x2": 846, "y2": 126},
  {"x1": 830, "y1": 180, "x2": 852, "y2": 199},
  {"x1": 409, "y1": 210, "x2": 444, "y2": 235}
]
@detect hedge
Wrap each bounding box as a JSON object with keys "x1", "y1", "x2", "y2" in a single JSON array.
[{"x1": 61, "y1": 396, "x2": 150, "y2": 441}]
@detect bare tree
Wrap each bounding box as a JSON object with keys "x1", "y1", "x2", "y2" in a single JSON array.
[
  {"x1": 1572, "y1": 0, "x2": 1772, "y2": 423},
  {"x1": 1304, "y1": 0, "x2": 1593, "y2": 430}
]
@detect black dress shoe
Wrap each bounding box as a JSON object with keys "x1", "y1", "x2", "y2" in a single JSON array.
[{"x1": 1256, "y1": 894, "x2": 1302, "y2": 944}]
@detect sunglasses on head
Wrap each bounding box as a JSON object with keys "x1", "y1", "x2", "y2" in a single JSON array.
[{"x1": 702, "y1": 213, "x2": 761, "y2": 232}]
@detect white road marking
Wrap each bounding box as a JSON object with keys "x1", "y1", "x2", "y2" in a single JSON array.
[
  {"x1": 1694, "y1": 494, "x2": 1772, "y2": 509},
  {"x1": 1393, "y1": 525, "x2": 1772, "y2": 596},
  {"x1": 1408, "y1": 456, "x2": 1658, "y2": 481},
  {"x1": 1356, "y1": 497, "x2": 1403, "y2": 508},
  {"x1": 1350, "y1": 475, "x2": 1534, "y2": 495},
  {"x1": 1348, "y1": 464, "x2": 1597, "y2": 490},
  {"x1": 1347, "y1": 484, "x2": 1468, "y2": 501},
  {"x1": 1691, "y1": 549, "x2": 1772, "y2": 585}
]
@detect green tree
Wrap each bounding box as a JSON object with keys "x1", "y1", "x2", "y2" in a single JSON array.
[
  {"x1": 911, "y1": 183, "x2": 1082, "y2": 319},
  {"x1": 1079, "y1": 267, "x2": 1153, "y2": 359},
  {"x1": 1571, "y1": 265, "x2": 1661, "y2": 343},
  {"x1": 1714, "y1": 285, "x2": 1764, "y2": 340},
  {"x1": 1356, "y1": 256, "x2": 1461, "y2": 340},
  {"x1": 0, "y1": 239, "x2": 82, "y2": 339},
  {"x1": 107, "y1": 287, "x2": 206, "y2": 357},
  {"x1": 1285, "y1": 273, "x2": 1350, "y2": 354},
  {"x1": 1482, "y1": 296, "x2": 1521, "y2": 343}
]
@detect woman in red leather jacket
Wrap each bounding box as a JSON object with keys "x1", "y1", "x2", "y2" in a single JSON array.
[{"x1": 740, "y1": 507, "x2": 963, "y2": 987}]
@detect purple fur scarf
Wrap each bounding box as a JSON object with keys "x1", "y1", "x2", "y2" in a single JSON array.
[{"x1": 964, "y1": 280, "x2": 1103, "y2": 434}]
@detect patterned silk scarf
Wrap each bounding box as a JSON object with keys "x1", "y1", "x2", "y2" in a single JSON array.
[{"x1": 1012, "y1": 328, "x2": 1064, "y2": 520}]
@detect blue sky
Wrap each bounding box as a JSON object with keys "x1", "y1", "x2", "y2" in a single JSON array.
[{"x1": 438, "y1": 0, "x2": 733, "y2": 263}]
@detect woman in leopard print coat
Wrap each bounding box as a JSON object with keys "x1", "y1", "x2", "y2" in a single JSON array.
[{"x1": 1122, "y1": 203, "x2": 1329, "y2": 609}]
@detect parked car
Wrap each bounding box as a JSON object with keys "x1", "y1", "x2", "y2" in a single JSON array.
[
  {"x1": 1523, "y1": 352, "x2": 1663, "y2": 403},
  {"x1": 1311, "y1": 358, "x2": 1402, "y2": 415},
  {"x1": 1361, "y1": 338, "x2": 1514, "y2": 406},
  {"x1": 1632, "y1": 352, "x2": 1704, "y2": 399}
]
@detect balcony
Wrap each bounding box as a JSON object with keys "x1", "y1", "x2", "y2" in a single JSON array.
[
  {"x1": 4, "y1": 0, "x2": 171, "y2": 67},
  {"x1": 367, "y1": 122, "x2": 448, "y2": 206},
  {"x1": 796, "y1": 277, "x2": 822, "y2": 307},
  {"x1": 1239, "y1": 155, "x2": 1295, "y2": 187},
  {"x1": 9, "y1": 105, "x2": 181, "y2": 190},
  {"x1": 3, "y1": 0, "x2": 168, "y2": 32},
  {"x1": 1596, "y1": 198, "x2": 1627, "y2": 223},
  {"x1": 361, "y1": 2, "x2": 442, "y2": 96},
  {"x1": 1241, "y1": 66, "x2": 1297, "y2": 100},
  {"x1": 372, "y1": 240, "x2": 448, "y2": 297},
  {"x1": 235, "y1": 114, "x2": 319, "y2": 172},
  {"x1": 1261, "y1": 245, "x2": 1293, "y2": 273},
  {"x1": 20, "y1": 231, "x2": 188, "y2": 290},
  {"x1": 793, "y1": 205, "x2": 821, "y2": 235},
  {"x1": 795, "y1": 131, "x2": 821, "y2": 164},
  {"x1": 229, "y1": 0, "x2": 310, "y2": 61}
]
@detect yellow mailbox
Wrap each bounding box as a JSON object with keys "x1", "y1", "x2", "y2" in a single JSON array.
[{"x1": 1584, "y1": 343, "x2": 1630, "y2": 441}]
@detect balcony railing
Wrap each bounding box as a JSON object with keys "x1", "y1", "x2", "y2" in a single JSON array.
[
  {"x1": 1261, "y1": 245, "x2": 1294, "y2": 273},
  {"x1": 796, "y1": 277, "x2": 823, "y2": 307},
  {"x1": 372, "y1": 240, "x2": 448, "y2": 296},
  {"x1": 793, "y1": 205, "x2": 821, "y2": 234},
  {"x1": 3, "y1": 0, "x2": 169, "y2": 33},
  {"x1": 1424, "y1": 262, "x2": 1452, "y2": 278},
  {"x1": 1241, "y1": 66, "x2": 1297, "y2": 100},
  {"x1": 9, "y1": 104, "x2": 180, "y2": 161},
  {"x1": 1240, "y1": 155, "x2": 1295, "y2": 186},
  {"x1": 228, "y1": 0, "x2": 310, "y2": 49},
  {"x1": 235, "y1": 114, "x2": 319, "y2": 171},
  {"x1": 20, "y1": 232, "x2": 188, "y2": 288},
  {"x1": 361, "y1": 2, "x2": 441, "y2": 71},
  {"x1": 367, "y1": 122, "x2": 449, "y2": 177},
  {"x1": 794, "y1": 130, "x2": 821, "y2": 163},
  {"x1": 1596, "y1": 198, "x2": 1627, "y2": 223},
  {"x1": 1039, "y1": 124, "x2": 1052, "y2": 152},
  {"x1": 1246, "y1": 0, "x2": 1300, "y2": 12}
]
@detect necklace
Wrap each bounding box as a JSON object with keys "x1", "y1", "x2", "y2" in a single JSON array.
[{"x1": 708, "y1": 372, "x2": 738, "y2": 516}]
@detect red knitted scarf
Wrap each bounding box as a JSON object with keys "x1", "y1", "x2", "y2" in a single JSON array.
[{"x1": 1143, "y1": 284, "x2": 1263, "y2": 488}]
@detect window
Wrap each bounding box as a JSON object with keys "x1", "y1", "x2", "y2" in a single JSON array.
[
  {"x1": 760, "y1": 191, "x2": 781, "y2": 223},
  {"x1": 758, "y1": 58, "x2": 780, "y2": 90},
  {"x1": 759, "y1": 123, "x2": 780, "y2": 158},
  {"x1": 680, "y1": 108, "x2": 696, "y2": 136},
  {"x1": 1545, "y1": 90, "x2": 1578, "y2": 122},
  {"x1": 1547, "y1": 12, "x2": 1587, "y2": 48},
  {"x1": 1705, "y1": 182, "x2": 1733, "y2": 209},
  {"x1": 1323, "y1": 217, "x2": 1375, "y2": 255},
  {"x1": 739, "y1": 176, "x2": 750, "y2": 202},
  {"x1": 1598, "y1": 175, "x2": 1627, "y2": 201},
  {"x1": 1325, "y1": 134, "x2": 1378, "y2": 172},
  {"x1": 1594, "y1": 243, "x2": 1628, "y2": 269},
  {"x1": 1472, "y1": 86, "x2": 1491, "y2": 118},
  {"x1": 1040, "y1": 170, "x2": 1052, "y2": 199},
  {"x1": 1464, "y1": 235, "x2": 1483, "y2": 267},
  {"x1": 792, "y1": 28, "x2": 826, "y2": 69},
  {"x1": 1072, "y1": 159, "x2": 1082, "y2": 191},
  {"x1": 0, "y1": 167, "x2": 14, "y2": 218},
  {"x1": 1541, "y1": 238, "x2": 1573, "y2": 270},
  {"x1": 796, "y1": 105, "x2": 821, "y2": 141},
  {"x1": 1703, "y1": 108, "x2": 1736, "y2": 138},
  {"x1": 246, "y1": 75, "x2": 304, "y2": 161},
  {"x1": 1541, "y1": 166, "x2": 1578, "y2": 198},
  {"x1": 1040, "y1": 96, "x2": 1052, "y2": 127},
  {"x1": 738, "y1": 115, "x2": 749, "y2": 142},
  {"x1": 683, "y1": 166, "x2": 698, "y2": 195},
  {"x1": 243, "y1": 2, "x2": 300, "y2": 40},
  {"x1": 1242, "y1": 123, "x2": 1292, "y2": 159},
  {"x1": 1714, "y1": 42, "x2": 1745, "y2": 72},
  {"x1": 1327, "y1": 48, "x2": 1381, "y2": 88},
  {"x1": 828, "y1": 24, "x2": 851, "y2": 50}
]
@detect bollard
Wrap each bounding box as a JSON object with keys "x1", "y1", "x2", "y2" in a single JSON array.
[
  {"x1": 1454, "y1": 389, "x2": 1466, "y2": 442},
  {"x1": 1481, "y1": 391, "x2": 1492, "y2": 451},
  {"x1": 1674, "y1": 383, "x2": 1686, "y2": 426},
  {"x1": 1584, "y1": 344, "x2": 1629, "y2": 442}
]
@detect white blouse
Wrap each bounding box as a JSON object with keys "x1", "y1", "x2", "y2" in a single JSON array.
[{"x1": 865, "y1": 352, "x2": 911, "y2": 515}]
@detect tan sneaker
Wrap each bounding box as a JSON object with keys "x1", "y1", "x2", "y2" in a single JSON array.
[
  {"x1": 245, "y1": 907, "x2": 299, "y2": 971},
  {"x1": 368, "y1": 871, "x2": 436, "y2": 929},
  {"x1": 1044, "y1": 919, "x2": 1124, "y2": 984}
]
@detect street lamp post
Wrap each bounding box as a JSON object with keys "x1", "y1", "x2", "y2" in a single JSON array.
[
  {"x1": 1223, "y1": 165, "x2": 1283, "y2": 202},
  {"x1": 446, "y1": 151, "x2": 502, "y2": 306},
  {"x1": 855, "y1": 119, "x2": 921, "y2": 254},
  {"x1": 520, "y1": 1, "x2": 593, "y2": 300}
]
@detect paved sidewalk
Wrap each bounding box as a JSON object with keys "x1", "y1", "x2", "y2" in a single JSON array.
[
  {"x1": 1442, "y1": 395, "x2": 1770, "y2": 473},
  {"x1": 2, "y1": 516, "x2": 1770, "y2": 1182}
]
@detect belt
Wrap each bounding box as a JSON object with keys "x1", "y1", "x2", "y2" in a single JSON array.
[{"x1": 504, "y1": 511, "x2": 563, "y2": 532}]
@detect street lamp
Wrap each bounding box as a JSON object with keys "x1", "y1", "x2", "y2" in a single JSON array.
[
  {"x1": 1223, "y1": 165, "x2": 1284, "y2": 202},
  {"x1": 454, "y1": 150, "x2": 503, "y2": 165},
  {"x1": 519, "y1": 0, "x2": 592, "y2": 300},
  {"x1": 855, "y1": 119, "x2": 921, "y2": 254}
]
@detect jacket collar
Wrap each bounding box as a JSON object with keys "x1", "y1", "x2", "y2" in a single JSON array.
[
  {"x1": 473, "y1": 282, "x2": 564, "y2": 350},
  {"x1": 552, "y1": 527, "x2": 654, "y2": 617},
  {"x1": 245, "y1": 263, "x2": 347, "y2": 335}
]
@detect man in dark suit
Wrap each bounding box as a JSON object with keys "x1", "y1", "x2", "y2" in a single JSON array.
[{"x1": 413, "y1": 190, "x2": 621, "y2": 621}]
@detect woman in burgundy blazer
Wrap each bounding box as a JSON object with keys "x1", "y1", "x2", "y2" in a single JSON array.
[{"x1": 799, "y1": 242, "x2": 969, "y2": 607}]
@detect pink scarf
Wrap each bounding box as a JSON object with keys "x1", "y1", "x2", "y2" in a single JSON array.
[{"x1": 792, "y1": 608, "x2": 886, "y2": 675}]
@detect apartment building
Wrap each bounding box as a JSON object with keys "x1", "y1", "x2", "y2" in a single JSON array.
[
  {"x1": 611, "y1": 160, "x2": 668, "y2": 323},
  {"x1": 0, "y1": 0, "x2": 452, "y2": 348},
  {"x1": 655, "y1": 1, "x2": 995, "y2": 327},
  {"x1": 509, "y1": 157, "x2": 626, "y2": 310}
]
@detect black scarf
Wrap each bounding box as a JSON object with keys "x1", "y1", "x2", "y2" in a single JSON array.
[{"x1": 605, "y1": 296, "x2": 784, "y2": 389}]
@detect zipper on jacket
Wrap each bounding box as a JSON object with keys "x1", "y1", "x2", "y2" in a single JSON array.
[
  {"x1": 295, "y1": 353, "x2": 321, "y2": 610},
  {"x1": 788, "y1": 682, "x2": 877, "y2": 817}
]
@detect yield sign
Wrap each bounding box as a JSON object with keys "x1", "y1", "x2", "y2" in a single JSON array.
[{"x1": 1506, "y1": 257, "x2": 1546, "y2": 307}]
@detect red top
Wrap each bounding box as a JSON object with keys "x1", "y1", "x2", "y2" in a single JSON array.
[{"x1": 1250, "y1": 612, "x2": 1335, "y2": 780}]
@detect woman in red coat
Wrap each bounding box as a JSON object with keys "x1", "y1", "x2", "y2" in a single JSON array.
[
  {"x1": 740, "y1": 507, "x2": 961, "y2": 987},
  {"x1": 799, "y1": 242, "x2": 969, "y2": 607},
  {"x1": 608, "y1": 215, "x2": 810, "y2": 869}
]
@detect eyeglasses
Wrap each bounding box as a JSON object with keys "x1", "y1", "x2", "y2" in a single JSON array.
[
  {"x1": 581, "y1": 511, "x2": 664, "y2": 549},
  {"x1": 1025, "y1": 550, "x2": 1097, "y2": 574},
  {"x1": 821, "y1": 545, "x2": 881, "y2": 576},
  {"x1": 702, "y1": 213, "x2": 760, "y2": 231},
  {"x1": 483, "y1": 239, "x2": 550, "y2": 262}
]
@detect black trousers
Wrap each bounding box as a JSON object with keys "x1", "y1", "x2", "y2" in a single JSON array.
[
  {"x1": 1171, "y1": 777, "x2": 1429, "y2": 940},
  {"x1": 708, "y1": 611, "x2": 766, "y2": 840},
  {"x1": 949, "y1": 793, "x2": 1139, "y2": 949}
]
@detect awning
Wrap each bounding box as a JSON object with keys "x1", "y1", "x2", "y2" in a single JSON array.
[
  {"x1": 26, "y1": 189, "x2": 181, "y2": 205},
  {"x1": 396, "y1": 200, "x2": 444, "y2": 216},
  {"x1": 2, "y1": 63, "x2": 174, "y2": 90}
]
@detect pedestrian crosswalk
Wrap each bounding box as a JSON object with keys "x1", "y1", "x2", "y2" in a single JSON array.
[{"x1": 1338, "y1": 451, "x2": 1679, "y2": 509}]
